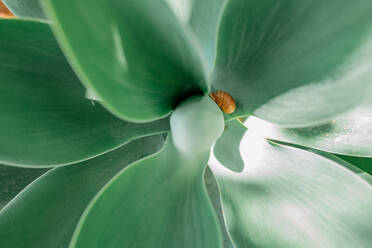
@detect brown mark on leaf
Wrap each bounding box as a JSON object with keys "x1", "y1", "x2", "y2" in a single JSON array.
[
  {"x1": 0, "y1": 1, "x2": 14, "y2": 18},
  {"x1": 209, "y1": 90, "x2": 236, "y2": 114}
]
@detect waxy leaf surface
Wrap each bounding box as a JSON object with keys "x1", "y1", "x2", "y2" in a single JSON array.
[
  {"x1": 70, "y1": 136, "x2": 222, "y2": 248},
  {"x1": 209, "y1": 127, "x2": 372, "y2": 248},
  {"x1": 0, "y1": 165, "x2": 47, "y2": 210},
  {"x1": 0, "y1": 135, "x2": 164, "y2": 248},
  {"x1": 0, "y1": 19, "x2": 169, "y2": 167},
  {"x1": 213, "y1": 0, "x2": 372, "y2": 126},
  {"x1": 45, "y1": 0, "x2": 208, "y2": 122},
  {"x1": 245, "y1": 97, "x2": 372, "y2": 157},
  {"x1": 214, "y1": 120, "x2": 245, "y2": 172},
  {"x1": 188, "y1": 0, "x2": 225, "y2": 72}
]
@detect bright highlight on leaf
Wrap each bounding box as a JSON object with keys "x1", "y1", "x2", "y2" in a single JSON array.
[
  {"x1": 245, "y1": 97, "x2": 372, "y2": 157},
  {"x1": 209, "y1": 129, "x2": 372, "y2": 248}
]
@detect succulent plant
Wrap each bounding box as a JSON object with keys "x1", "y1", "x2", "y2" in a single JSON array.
[{"x1": 1, "y1": 0, "x2": 372, "y2": 248}]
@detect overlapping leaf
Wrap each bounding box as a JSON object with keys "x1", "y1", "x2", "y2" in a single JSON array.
[
  {"x1": 0, "y1": 165, "x2": 47, "y2": 210},
  {"x1": 245, "y1": 97, "x2": 372, "y2": 157},
  {"x1": 70, "y1": 135, "x2": 222, "y2": 248},
  {"x1": 213, "y1": 0, "x2": 372, "y2": 126},
  {"x1": 214, "y1": 120, "x2": 245, "y2": 172},
  {"x1": 209, "y1": 125, "x2": 372, "y2": 248},
  {"x1": 44, "y1": 0, "x2": 208, "y2": 122},
  {"x1": 0, "y1": 19, "x2": 169, "y2": 167},
  {"x1": 0, "y1": 135, "x2": 163, "y2": 248}
]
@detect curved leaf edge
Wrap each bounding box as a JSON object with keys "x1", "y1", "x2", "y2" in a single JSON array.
[
  {"x1": 0, "y1": 167, "x2": 49, "y2": 214},
  {"x1": 43, "y1": 1, "x2": 214, "y2": 123},
  {"x1": 0, "y1": 127, "x2": 169, "y2": 168},
  {"x1": 269, "y1": 139, "x2": 372, "y2": 182},
  {"x1": 206, "y1": 167, "x2": 237, "y2": 248},
  {"x1": 69, "y1": 135, "x2": 223, "y2": 247}
]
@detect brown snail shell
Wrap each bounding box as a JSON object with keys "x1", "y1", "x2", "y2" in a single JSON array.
[{"x1": 209, "y1": 91, "x2": 236, "y2": 114}]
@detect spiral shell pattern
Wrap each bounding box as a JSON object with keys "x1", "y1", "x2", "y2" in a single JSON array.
[{"x1": 209, "y1": 91, "x2": 236, "y2": 114}]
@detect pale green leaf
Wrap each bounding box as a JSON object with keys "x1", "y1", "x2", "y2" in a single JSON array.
[
  {"x1": 213, "y1": 0, "x2": 372, "y2": 126},
  {"x1": 209, "y1": 129, "x2": 372, "y2": 248}
]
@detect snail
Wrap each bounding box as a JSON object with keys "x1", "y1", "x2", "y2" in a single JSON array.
[{"x1": 209, "y1": 91, "x2": 236, "y2": 114}]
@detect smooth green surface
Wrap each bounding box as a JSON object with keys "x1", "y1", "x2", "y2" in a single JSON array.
[
  {"x1": 204, "y1": 167, "x2": 235, "y2": 248},
  {"x1": 245, "y1": 98, "x2": 372, "y2": 157},
  {"x1": 0, "y1": 165, "x2": 47, "y2": 210},
  {"x1": 45, "y1": 0, "x2": 208, "y2": 122},
  {"x1": 0, "y1": 19, "x2": 169, "y2": 167},
  {"x1": 209, "y1": 129, "x2": 372, "y2": 248},
  {"x1": 214, "y1": 120, "x2": 245, "y2": 172},
  {"x1": 188, "y1": 0, "x2": 225, "y2": 72},
  {"x1": 0, "y1": 135, "x2": 164, "y2": 248},
  {"x1": 336, "y1": 155, "x2": 372, "y2": 177},
  {"x1": 170, "y1": 95, "x2": 224, "y2": 154},
  {"x1": 213, "y1": 0, "x2": 372, "y2": 126},
  {"x1": 3, "y1": 0, "x2": 45, "y2": 19},
  {"x1": 70, "y1": 136, "x2": 222, "y2": 248}
]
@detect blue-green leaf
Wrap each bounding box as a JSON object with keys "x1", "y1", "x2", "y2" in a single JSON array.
[
  {"x1": 209, "y1": 129, "x2": 372, "y2": 248},
  {"x1": 213, "y1": 0, "x2": 372, "y2": 126},
  {"x1": 213, "y1": 120, "x2": 245, "y2": 172},
  {"x1": 0, "y1": 19, "x2": 169, "y2": 167},
  {"x1": 245, "y1": 97, "x2": 372, "y2": 157},
  {"x1": 70, "y1": 135, "x2": 222, "y2": 248},
  {"x1": 44, "y1": 0, "x2": 208, "y2": 122},
  {"x1": 0, "y1": 135, "x2": 164, "y2": 248}
]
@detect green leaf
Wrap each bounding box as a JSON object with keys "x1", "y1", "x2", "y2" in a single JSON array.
[
  {"x1": 0, "y1": 19, "x2": 170, "y2": 167},
  {"x1": 214, "y1": 120, "x2": 245, "y2": 172},
  {"x1": 212, "y1": 0, "x2": 372, "y2": 126},
  {"x1": 2, "y1": 0, "x2": 45, "y2": 19},
  {"x1": 188, "y1": 0, "x2": 225, "y2": 72},
  {"x1": 204, "y1": 167, "x2": 235, "y2": 248},
  {"x1": 44, "y1": 0, "x2": 208, "y2": 122},
  {"x1": 245, "y1": 97, "x2": 372, "y2": 157},
  {"x1": 0, "y1": 165, "x2": 47, "y2": 210},
  {"x1": 336, "y1": 155, "x2": 372, "y2": 177},
  {"x1": 70, "y1": 135, "x2": 222, "y2": 248},
  {"x1": 209, "y1": 129, "x2": 372, "y2": 248},
  {"x1": 0, "y1": 135, "x2": 164, "y2": 248}
]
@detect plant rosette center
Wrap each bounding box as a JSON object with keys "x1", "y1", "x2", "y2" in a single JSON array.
[{"x1": 170, "y1": 95, "x2": 225, "y2": 155}]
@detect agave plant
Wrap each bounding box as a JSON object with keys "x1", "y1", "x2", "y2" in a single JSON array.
[{"x1": 1, "y1": 0, "x2": 372, "y2": 247}]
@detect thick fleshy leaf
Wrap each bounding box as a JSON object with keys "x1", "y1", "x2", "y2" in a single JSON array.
[
  {"x1": 214, "y1": 120, "x2": 245, "y2": 172},
  {"x1": 2, "y1": 0, "x2": 45, "y2": 19},
  {"x1": 0, "y1": 19, "x2": 170, "y2": 167},
  {"x1": 212, "y1": 0, "x2": 372, "y2": 126},
  {"x1": 204, "y1": 167, "x2": 235, "y2": 248},
  {"x1": 70, "y1": 135, "x2": 222, "y2": 248},
  {"x1": 209, "y1": 129, "x2": 372, "y2": 248},
  {"x1": 188, "y1": 0, "x2": 225, "y2": 72},
  {"x1": 0, "y1": 135, "x2": 163, "y2": 248},
  {"x1": 0, "y1": 165, "x2": 47, "y2": 210},
  {"x1": 245, "y1": 98, "x2": 372, "y2": 157},
  {"x1": 44, "y1": 0, "x2": 208, "y2": 122}
]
